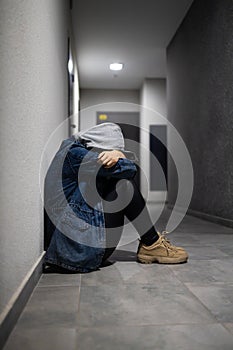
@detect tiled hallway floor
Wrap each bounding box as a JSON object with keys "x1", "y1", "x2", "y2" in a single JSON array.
[{"x1": 4, "y1": 206, "x2": 233, "y2": 350}]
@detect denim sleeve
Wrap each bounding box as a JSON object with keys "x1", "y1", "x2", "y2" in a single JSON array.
[{"x1": 67, "y1": 146, "x2": 137, "y2": 179}]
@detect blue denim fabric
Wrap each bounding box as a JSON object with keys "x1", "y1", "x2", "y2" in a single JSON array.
[{"x1": 44, "y1": 136, "x2": 137, "y2": 272}]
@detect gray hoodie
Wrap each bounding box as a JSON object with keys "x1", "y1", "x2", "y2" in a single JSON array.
[
  {"x1": 75, "y1": 122, "x2": 124, "y2": 150},
  {"x1": 75, "y1": 122, "x2": 137, "y2": 160}
]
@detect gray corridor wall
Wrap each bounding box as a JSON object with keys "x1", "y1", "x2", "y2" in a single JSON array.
[
  {"x1": 167, "y1": 0, "x2": 233, "y2": 221},
  {"x1": 0, "y1": 0, "x2": 69, "y2": 318}
]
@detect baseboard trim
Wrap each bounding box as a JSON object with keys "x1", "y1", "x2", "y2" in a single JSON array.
[
  {"x1": 167, "y1": 204, "x2": 233, "y2": 229},
  {"x1": 0, "y1": 251, "x2": 45, "y2": 349}
]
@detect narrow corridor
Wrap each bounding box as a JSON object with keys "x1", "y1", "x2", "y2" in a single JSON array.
[
  {"x1": 0, "y1": 1, "x2": 232, "y2": 348},
  {"x1": 4, "y1": 205, "x2": 233, "y2": 350}
]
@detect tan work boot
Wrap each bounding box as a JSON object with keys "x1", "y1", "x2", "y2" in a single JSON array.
[{"x1": 137, "y1": 231, "x2": 188, "y2": 264}]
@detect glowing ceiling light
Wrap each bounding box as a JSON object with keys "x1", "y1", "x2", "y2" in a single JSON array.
[{"x1": 109, "y1": 62, "x2": 123, "y2": 71}]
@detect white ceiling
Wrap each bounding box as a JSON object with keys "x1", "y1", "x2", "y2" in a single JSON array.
[{"x1": 72, "y1": 0, "x2": 193, "y2": 90}]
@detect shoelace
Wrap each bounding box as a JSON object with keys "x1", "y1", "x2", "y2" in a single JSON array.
[
  {"x1": 159, "y1": 230, "x2": 170, "y2": 242},
  {"x1": 158, "y1": 231, "x2": 177, "y2": 251},
  {"x1": 160, "y1": 230, "x2": 170, "y2": 236}
]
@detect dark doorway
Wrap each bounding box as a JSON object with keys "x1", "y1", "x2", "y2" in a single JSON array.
[
  {"x1": 150, "y1": 125, "x2": 167, "y2": 191},
  {"x1": 97, "y1": 112, "x2": 140, "y2": 187}
]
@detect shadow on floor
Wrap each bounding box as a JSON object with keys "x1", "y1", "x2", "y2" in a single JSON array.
[
  {"x1": 43, "y1": 249, "x2": 136, "y2": 274},
  {"x1": 108, "y1": 249, "x2": 137, "y2": 262}
]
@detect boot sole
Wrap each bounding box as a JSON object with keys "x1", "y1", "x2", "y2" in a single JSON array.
[{"x1": 137, "y1": 254, "x2": 188, "y2": 264}]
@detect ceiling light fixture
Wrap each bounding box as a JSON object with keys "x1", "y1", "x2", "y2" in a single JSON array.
[{"x1": 109, "y1": 62, "x2": 123, "y2": 71}]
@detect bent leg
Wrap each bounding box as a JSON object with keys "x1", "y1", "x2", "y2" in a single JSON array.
[
  {"x1": 101, "y1": 178, "x2": 160, "y2": 262},
  {"x1": 102, "y1": 179, "x2": 189, "y2": 266},
  {"x1": 121, "y1": 179, "x2": 159, "y2": 245},
  {"x1": 102, "y1": 180, "x2": 125, "y2": 262}
]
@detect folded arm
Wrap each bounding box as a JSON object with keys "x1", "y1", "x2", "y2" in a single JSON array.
[{"x1": 67, "y1": 145, "x2": 137, "y2": 180}]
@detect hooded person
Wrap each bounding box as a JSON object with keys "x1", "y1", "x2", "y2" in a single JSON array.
[
  {"x1": 43, "y1": 123, "x2": 138, "y2": 273},
  {"x1": 43, "y1": 122, "x2": 188, "y2": 273}
]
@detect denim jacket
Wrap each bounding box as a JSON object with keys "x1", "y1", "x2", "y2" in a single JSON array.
[{"x1": 44, "y1": 136, "x2": 137, "y2": 273}]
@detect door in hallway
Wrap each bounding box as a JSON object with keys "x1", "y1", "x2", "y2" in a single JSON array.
[{"x1": 150, "y1": 125, "x2": 167, "y2": 191}]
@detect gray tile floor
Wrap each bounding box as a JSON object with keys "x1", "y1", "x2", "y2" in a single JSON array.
[{"x1": 4, "y1": 206, "x2": 233, "y2": 350}]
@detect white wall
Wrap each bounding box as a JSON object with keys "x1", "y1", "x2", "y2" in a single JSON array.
[
  {"x1": 140, "y1": 78, "x2": 167, "y2": 201},
  {"x1": 80, "y1": 89, "x2": 140, "y2": 130},
  {"x1": 0, "y1": 0, "x2": 69, "y2": 318}
]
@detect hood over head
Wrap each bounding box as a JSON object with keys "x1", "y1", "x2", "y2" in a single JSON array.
[{"x1": 75, "y1": 122, "x2": 125, "y2": 150}]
